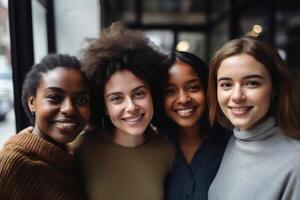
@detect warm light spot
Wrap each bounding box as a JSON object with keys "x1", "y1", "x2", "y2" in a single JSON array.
[
  {"x1": 253, "y1": 25, "x2": 263, "y2": 33},
  {"x1": 176, "y1": 40, "x2": 190, "y2": 51}
]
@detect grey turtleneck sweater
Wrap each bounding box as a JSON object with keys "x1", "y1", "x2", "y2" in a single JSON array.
[{"x1": 208, "y1": 117, "x2": 300, "y2": 200}]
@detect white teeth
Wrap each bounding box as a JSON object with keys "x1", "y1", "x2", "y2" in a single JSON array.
[
  {"x1": 231, "y1": 107, "x2": 248, "y2": 111},
  {"x1": 54, "y1": 122, "x2": 77, "y2": 127},
  {"x1": 177, "y1": 108, "x2": 194, "y2": 117},
  {"x1": 230, "y1": 106, "x2": 250, "y2": 115},
  {"x1": 124, "y1": 115, "x2": 142, "y2": 122}
]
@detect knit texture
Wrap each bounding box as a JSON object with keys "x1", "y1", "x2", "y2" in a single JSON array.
[
  {"x1": 74, "y1": 131, "x2": 175, "y2": 200},
  {"x1": 208, "y1": 117, "x2": 300, "y2": 200},
  {"x1": 0, "y1": 132, "x2": 84, "y2": 200}
]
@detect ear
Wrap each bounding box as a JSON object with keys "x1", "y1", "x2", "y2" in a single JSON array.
[{"x1": 28, "y1": 96, "x2": 36, "y2": 112}]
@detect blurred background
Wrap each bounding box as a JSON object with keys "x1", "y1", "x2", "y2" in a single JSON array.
[{"x1": 0, "y1": 0, "x2": 299, "y2": 147}]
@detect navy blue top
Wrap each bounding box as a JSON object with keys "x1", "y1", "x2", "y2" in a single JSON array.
[{"x1": 165, "y1": 127, "x2": 230, "y2": 200}]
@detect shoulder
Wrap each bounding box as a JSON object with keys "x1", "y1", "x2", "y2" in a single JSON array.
[{"x1": 147, "y1": 132, "x2": 175, "y2": 158}]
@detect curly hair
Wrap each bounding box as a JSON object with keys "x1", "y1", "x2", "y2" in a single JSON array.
[
  {"x1": 81, "y1": 22, "x2": 166, "y2": 129},
  {"x1": 21, "y1": 54, "x2": 82, "y2": 125}
]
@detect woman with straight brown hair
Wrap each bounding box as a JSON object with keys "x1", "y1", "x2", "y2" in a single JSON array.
[{"x1": 207, "y1": 37, "x2": 300, "y2": 200}]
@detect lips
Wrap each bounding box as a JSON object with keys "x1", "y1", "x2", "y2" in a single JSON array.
[
  {"x1": 122, "y1": 114, "x2": 144, "y2": 125},
  {"x1": 229, "y1": 106, "x2": 253, "y2": 115},
  {"x1": 52, "y1": 119, "x2": 80, "y2": 129},
  {"x1": 175, "y1": 107, "x2": 195, "y2": 117}
]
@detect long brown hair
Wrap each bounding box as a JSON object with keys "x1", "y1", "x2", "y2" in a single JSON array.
[{"x1": 208, "y1": 37, "x2": 300, "y2": 139}]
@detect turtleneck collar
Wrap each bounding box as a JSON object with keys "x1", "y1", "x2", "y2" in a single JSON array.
[
  {"x1": 233, "y1": 117, "x2": 278, "y2": 142},
  {"x1": 4, "y1": 132, "x2": 74, "y2": 171}
]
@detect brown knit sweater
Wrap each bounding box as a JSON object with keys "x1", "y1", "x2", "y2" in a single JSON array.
[{"x1": 0, "y1": 132, "x2": 85, "y2": 200}]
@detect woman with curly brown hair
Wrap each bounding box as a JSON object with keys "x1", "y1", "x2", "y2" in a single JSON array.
[{"x1": 73, "y1": 22, "x2": 175, "y2": 200}]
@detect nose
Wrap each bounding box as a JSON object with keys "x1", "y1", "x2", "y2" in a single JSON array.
[
  {"x1": 177, "y1": 90, "x2": 191, "y2": 104},
  {"x1": 61, "y1": 98, "x2": 76, "y2": 116},
  {"x1": 125, "y1": 98, "x2": 138, "y2": 113},
  {"x1": 231, "y1": 85, "x2": 246, "y2": 102}
]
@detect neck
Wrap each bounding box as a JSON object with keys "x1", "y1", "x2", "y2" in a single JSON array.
[
  {"x1": 32, "y1": 126, "x2": 66, "y2": 149},
  {"x1": 177, "y1": 124, "x2": 202, "y2": 144},
  {"x1": 113, "y1": 129, "x2": 145, "y2": 147}
]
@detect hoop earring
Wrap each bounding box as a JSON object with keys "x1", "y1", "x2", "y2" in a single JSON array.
[
  {"x1": 150, "y1": 123, "x2": 158, "y2": 133},
  {"x1": 102, "y1": 115, "x2": 110, "y2": 129}
]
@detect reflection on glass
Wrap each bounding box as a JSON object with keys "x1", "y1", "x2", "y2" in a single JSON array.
[
  {"x1": 32, "y1": 0, "x2": 48, "y2": 63},
  {"x1": 0, "y1": 0, "x2": 16, "y2": 148},
  {"x1": 145, "y1": 30, "x2": 173, "y2": 53}
]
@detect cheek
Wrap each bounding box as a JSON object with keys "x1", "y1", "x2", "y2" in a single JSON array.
[
  {"x1": 163, "y1": 96, "x2": 172, "y2": 110},
  {"x1": 144, "y1": 96, "x2": 154, "y2": 116},
  {"x1": 79, "y1": 106, "x2": 91, "y2": 121},
  {"x1": 217, "y1": 89, "x2": 226, "y2": 106},
  {"x1": 105, "y1": 103, "x2": 118, "y2": 118},
  {"x1": 255, "y1": 90, "x2": 272, "y2": 110},
  {"x1": 194, "y1": 91, "x2": 206, "y2": 105}
]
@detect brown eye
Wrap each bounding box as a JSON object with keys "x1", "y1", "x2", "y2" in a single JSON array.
[
  {"x1": 164, "y1": 87, "x2": 176, "y2": 96},
  {"x1": 133, "y1": 90, "x2": 145, "y2": 99},
  {"x1": 76, "y1": 95, "x2": 90, "y2": 106},
  {"x1": 245, "y1": 80, "x2": 260, "y2": 88},
  {"x1": 47, "y1": 94, "x2": 63, "y2": 103},
  {"x1": 110, "y1": 95, "x2": 123, "y2": 104},
  {"x1": 219, "y1": 82, "x2": 232, "y2": 90}
]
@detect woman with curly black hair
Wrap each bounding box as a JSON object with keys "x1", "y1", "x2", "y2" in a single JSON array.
[{"x1": 73, "y1": 22, "x2": 174, "y2": 200}]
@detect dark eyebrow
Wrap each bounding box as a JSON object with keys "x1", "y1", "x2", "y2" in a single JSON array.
[
  {"x1": 106, "y1": 85, "x2": 148, "y2": 98},
  {"x1": 243, "y1": 75, "x2": 264, "y2": 79},
  {"x1": 45, "y1": 87, "x2": 89, "y2": 94},
  {"x1": 167, "y1": 78, "x2": 201, "y2": 86},
  {"x1": 132, "y1": 85, "x2": 148, "y2": 92},
  {"x1": 218, "y1": 75, "x2": 264, "y2": 82},
  {"x1": 217, "y1": 77, "x2": 231, "y2": 82},
  {"x1": 45, "y1": 87, "x2": 64, "y2": 93}
]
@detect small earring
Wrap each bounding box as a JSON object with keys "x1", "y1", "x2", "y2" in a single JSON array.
[
  {"x1": 102, "y1": 115, "x2": 110, "y2": 129},
  {"x1": 31, "y1": 111, "x2": 35, "y2": 117},
  {"x1": 150, "y1": 123, "x2": 158, "y2": 133}
]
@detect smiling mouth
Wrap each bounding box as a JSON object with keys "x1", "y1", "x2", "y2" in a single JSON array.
[
  {"x1": 122, "y1": 114, "x2": 144, "y2": 124},
  {"x1": 175, "y1": 107, "x2": 195, "y2": 117},
  {"x1": 229, "y1": 106, "x2": 253, "y2": 115},
  {"x1": 52, "y1": 120, "x2": 80, "y2": 128}
]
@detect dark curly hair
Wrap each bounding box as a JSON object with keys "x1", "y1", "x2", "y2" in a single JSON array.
[
  {"x1": 21, "y1": 54, "x2": 82, "y2": 125},
  {"x1": 81, "y1": 22, "x2": 166, "y2": 129}
]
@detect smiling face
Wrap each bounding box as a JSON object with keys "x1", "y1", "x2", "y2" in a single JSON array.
[
  {"x1": 28, "y1": 67, "x2": 91, "y2": 145},
  {"x1": 104, "y1": 69, "x2": 153, "y2": 138},
  {"x1": 217, "y1": 53, "x2": 273, "y2": 131},
  {"x1": 163, "y1": 61, "x2": 206, "y2": 129}
]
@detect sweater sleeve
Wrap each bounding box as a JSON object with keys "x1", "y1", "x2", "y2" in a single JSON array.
[
  {"x1": 0, "y1": 148, "x2": 83, "y2": 200},
  {"x1": 281, "y1": 163, "x2": 300, "y2": 200}
]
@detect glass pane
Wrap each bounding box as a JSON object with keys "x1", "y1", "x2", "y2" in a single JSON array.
[
  {"x1": 0, "y1": 0, "x2": 16, "y2": 148},
  {"x1": 54, "y1": 0, "x2": 101, "y2": 55},
  {"x1": 142, "y1": 0, "x2": 206, "y2": 24},
  {"x1": 145, "y1": 30, "x2": 174, "y2": 54},
  {"x1": 32, "y1": 0, "x2": 48, "y2": 63}
]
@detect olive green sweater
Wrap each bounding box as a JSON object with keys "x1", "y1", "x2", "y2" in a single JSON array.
[
  {"x1": 0, "y1": 132, "x2": 84, "y2": 200},
  {"x1": 75, "y1": 131, "x2": 175, "y2": 200}
]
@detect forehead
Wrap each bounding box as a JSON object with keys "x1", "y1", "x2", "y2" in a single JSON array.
[
  {"x1": 218, "y1": 54, "x2": 270, "y2": 78},
  {"x1": 39, "y1": 67, "x2": 88, "y2": 90},
  {"x1": 168, "y1": 61, "x2": 199, "y2": 82},
  {"x1": 104, "y1": 69, "x2": 147, "y2": 93}
]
